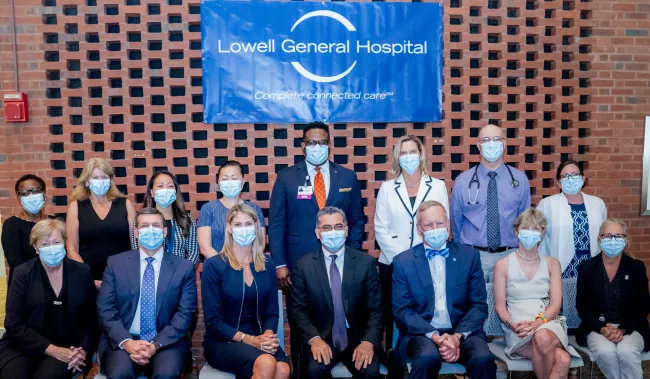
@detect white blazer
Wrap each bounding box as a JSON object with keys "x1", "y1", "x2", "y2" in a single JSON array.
[
  {"x1": 374, "y1": 175, "x2": 449, "y2": 265},
  {"x1": 537, "y1": 192, "x2": 607, "y2": 272}
]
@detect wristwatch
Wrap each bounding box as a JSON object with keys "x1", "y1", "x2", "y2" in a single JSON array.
[
  {"x1": 149, "y1": 340, "x2": 162, "y2": 350},
  {"x1": 457, "y1": 333, "x2": 466, "y2": 344}
]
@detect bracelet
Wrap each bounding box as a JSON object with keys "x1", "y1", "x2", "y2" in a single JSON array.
[
  {"x1": 249, "y1": 335, "x2": 255, "y2": 347},
  {"x1": 536, "y1": 312, "x2": 548, "y2": 324},
  {"x1": 240, "y1": 333, "x2": 246, "y2": 343},
  {"x1": 505, "y1": 320, "x2": 513, "y2": 329}
]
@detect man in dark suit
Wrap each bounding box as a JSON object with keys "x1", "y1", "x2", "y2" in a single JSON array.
[
  {"x1": 392, "y1": 200, "x2": 496, "y2": 379},
  {"x1": 269, "y1": 122, "x2": 366, "y2": 373},
  {"x1": 291, "y1": 206, "x2": 382, "y2": 379},
  {"x1": 97, "y1": 207, "x2": 197, "y2": 379}
]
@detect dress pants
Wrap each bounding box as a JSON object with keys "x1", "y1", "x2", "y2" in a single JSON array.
[
  {"x1": 286, "y1": 288, "x2": 304, "y2": 378},
  {"x1": 303, "y1": 333, "x2": 381, "y2": 379},
  {"x1": 0, "y1": 353, "x2": 80, "y2": 379},
  {"x1": 378, "y1": 262, "x2": 394, "y2": 351},
  {"x1": 407, "y1": 334, "x2": 496, "y2": 379},
  {"x1": 101, "y1": 338, "x2": 189, "y2": 379},
  {"x1": 587, "y1": 331, "x2": 644, "y2": 379}
]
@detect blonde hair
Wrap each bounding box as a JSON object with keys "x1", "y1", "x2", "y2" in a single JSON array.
[
  {"x1": 30, "y1": 218, "x2": 66, "y2": 246},
  {"x1": 416, "y1": 200, "x2": 448, "y2": 222},
  {"x1": 70, "y1": 157, "x2": 124, "y2": 201},
  {"x1": 599, "y1": 218, "x2": 633, "y2": 257},
  {"x1": 390, "y1": 135, "x2": 429, "y2": 179},
  {"x1": 514, "y1": 207, "x2": 547, "y2": 233},
  {"x1": 220, "y1": 203, "x2": 267, "y2": 272}
]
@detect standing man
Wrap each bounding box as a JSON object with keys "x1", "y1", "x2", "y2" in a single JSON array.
[
  {"x1": 269, "y1": 122, "x2": 366, "y2": 374},
  {"x1": 392, "y1": 200, "x2": 495, "y2": 379},
  {"x1": 97, "y1": 207, "x2": 197, "y2": 378},
  {"x1": 450, "y1": 124, "x2": 531, "y2": 283},
  {"x1": 291, "y1": 207, "x2": 382, "y2": 379}
]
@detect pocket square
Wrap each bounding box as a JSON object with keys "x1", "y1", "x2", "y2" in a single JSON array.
[{"x1": 339, "y1": 187, "x2": 352, "y2": 192}]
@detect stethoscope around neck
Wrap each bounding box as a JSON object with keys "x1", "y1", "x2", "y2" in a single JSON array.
[{"x1": 467, "y1": 164, "x2": 520, "y2": 205}]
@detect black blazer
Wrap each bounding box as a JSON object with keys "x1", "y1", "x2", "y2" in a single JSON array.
[
  {"x1": 0, "y1": 257, "x2": 97, "y2": 370},
  {"x1": 576, "y1": 253, "x2": 650, "y2": 351},
  {"x1": 290, "y1": 246, "x2": 383, "y2": 347}
]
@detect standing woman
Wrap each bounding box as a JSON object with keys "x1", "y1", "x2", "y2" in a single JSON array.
[
  {"x1": 2, "y1": 174, "x2": 49, "y2": 286},
  {"x1": 131, "y1": 170, "x2": 199, "y2": 264},
  {"x1": 198, "y1": 160, "x2": 266, "y2": 259},
  {"x1": 537, "y1": 160, "x2": 607, "y2": 277},
  {"x1": 65, "y1": 158, "x2": 135, "y2": 288},
  {"x1": 373, "y1": 135, "x2": 449, "y2": 349}
]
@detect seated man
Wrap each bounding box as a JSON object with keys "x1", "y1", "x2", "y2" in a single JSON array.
[
  {"x1": 392, "y1": 200, "x2": 496, "y2": 379},
  {"x1": 291, "y1": 206, "x2": 383, "y2": 379},
  {"x1": 97, "y1": 207, "x2": 197, "y2": 379}
]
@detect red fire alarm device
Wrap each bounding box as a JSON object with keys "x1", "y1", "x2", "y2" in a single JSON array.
[{"x1": 3, "y1": 92, "x2": 29, "y2": 123}]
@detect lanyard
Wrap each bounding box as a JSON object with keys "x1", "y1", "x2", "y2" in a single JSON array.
[{"x1": 166, "y1": 222, "x2": 175, "y2": 254}]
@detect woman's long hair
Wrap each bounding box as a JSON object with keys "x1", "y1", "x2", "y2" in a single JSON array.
[
  {"x1": 389, "y1": 135, "x2": 429, "y2": 179},
  {"x1": 70, "y1": 157, "x2": 124, "y2": 202},
  {"x1": 142, "y1": 170, "x2": 191, "y2": 236},
  {"x1": 220, "y1": 203, "x2": 267, "y2": 272}
]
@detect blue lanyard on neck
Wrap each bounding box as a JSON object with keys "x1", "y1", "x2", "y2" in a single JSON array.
[{"x1": 166, "y1": 221, "x2": 175, "y2": 254}]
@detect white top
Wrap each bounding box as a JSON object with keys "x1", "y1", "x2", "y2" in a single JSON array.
[
  {"x1": 374, "y1": 175, "x2": 449, "y2": 264},
  {"x1": 536, "y1": 192, "x2": 607, "y2": 272},
  {"x1": 129, "y1": 248, "x2": 164, "y2": 336},
  {"x1": 424, "y1": 242, "x2": 452, "y2": 338},
  {"x1": 306, "y1": 160, "x2": 331, "y2": 198}
]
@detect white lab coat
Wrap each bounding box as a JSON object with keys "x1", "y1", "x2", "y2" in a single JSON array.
[
  {"x1": 374, "y1": 175, "x2": 449, "y2": 265},
  {"x1": 537, "y1": 192, "x2": 607, "y2": 272}
]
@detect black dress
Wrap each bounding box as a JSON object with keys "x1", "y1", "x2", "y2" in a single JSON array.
[
  {"x1": 77, "y1": 197, "x2": 131, "y2": 280},
  {"x1": 1, "y1": 216, "x2": 38, "y2": 286}
]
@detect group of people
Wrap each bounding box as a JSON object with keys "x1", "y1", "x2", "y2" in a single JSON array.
[{"x1": 0, "y1": 122, "x2": 647, "y2": 379}]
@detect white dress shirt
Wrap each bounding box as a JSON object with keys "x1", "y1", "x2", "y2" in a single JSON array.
[
  {"x1": 309, "y1": 246, "x2": 348, "y2": 345},
  {"x1": 306, "y1": 160, "x2": 331, "y2": 198},
  {"x1": 129, "y1": 248, "x2": 164, "y2": 337},
  {"x1": 425, "y1": 243, "x2": 452, "y2": 339}
]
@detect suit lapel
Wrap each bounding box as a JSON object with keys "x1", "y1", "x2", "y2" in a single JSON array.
[
  {"x1": 127, "y1": 250, "x2": 141, "y2": 318},
  {"x1": 414, "y1": 176, "x2": 434, "y2": 211},
  {"x1": 326, "y1": 161, "x2": 340, "y2": 207},
  {"x1": 156, "y1": 252, "x2": 175, "y2": 319},
  {"x1": 313, "y1": 253, "x2": 334, "y2": 313},
  {"x1": 31, "y1": 262, "x2": 46, "y2": 328},
  {"x1": 341, "y1": 247, "x2": 356, "y2": 315},
  {"x1": 394, "y1": 176, "x2": 413, "y2": 216},
  {"x1": 413, "y1": 245, "x2": 435, "y2": 312},
  {"x1": 445, "y1": 243, "x2": 459, "y2": 315},
  {"x1": 298, "y1": 161, "x2": 319, "y2": 211}
]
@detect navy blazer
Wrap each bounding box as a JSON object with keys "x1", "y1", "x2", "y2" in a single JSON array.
[
  {"x1": 269, "y1": 160, "x2": 365, "y2": 270},
  {"x1": 392, "y1": 241, "x2": 487, "y2": 366},
  {"x1": 97, "y1": 249, "x2": 197, "y2": 355},
  {"x1": 202, "y1": 254, "x2": 279, "y2": 341}
]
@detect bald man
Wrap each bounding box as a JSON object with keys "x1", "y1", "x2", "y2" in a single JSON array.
[{"x1": 450, "y1": 124, "x2": 531, "y2": 283}]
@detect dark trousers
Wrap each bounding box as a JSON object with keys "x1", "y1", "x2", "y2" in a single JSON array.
[
  {"x1": 303, "y1": 333, "x2": 381, "y2": 379},
  {"x1": 286, "y1": 288, "x2": 303, "y2": 378},
  {"x1": 407, "y1": 335, "x2": 496, "y2": 379},
  {"x1": 378, "y1": 262, "x2": 394, "y2": 351},
  {"x1": 0, "y1": 354, "x2": 80, "y2": 379},
  {"x1": 101, "y1": 338, "x2": 189, "y2": 379}
]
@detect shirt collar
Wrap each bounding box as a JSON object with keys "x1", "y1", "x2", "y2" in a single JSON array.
[
  {"x1": 139, "y1": 247, "x2": 164, "y2": 262},
  {"x1": 478, "y1": 162, "x2": 507, "y2": 179},
  {"x1": 322, "y1": 245, "x2": 345, "y2": 261},
  {"x1": 306, "y1": 160, "x2": 330, "y2": 175},
  {"x1": 424, "y1": 242, "x2": 448, "y2": 251}
]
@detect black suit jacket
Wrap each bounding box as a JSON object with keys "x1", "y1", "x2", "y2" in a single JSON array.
[
  {"x1": 290, "y1": 246, "x2": 383, "y2": 347},
  {"x1": 576, "y1": 253, "x2": 650, "y2": 351},
  {"x1": 0, "y1": 258, "x2": 97, "y2": 370}
]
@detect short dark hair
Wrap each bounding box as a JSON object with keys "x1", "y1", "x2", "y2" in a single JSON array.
[
  {"x1": 135, "y1": 207, "x2": 165, "y2": 227},
  {"x1": 302, "y1": 122, "x2": 329, "y2": 140},
  {"x1": 217, "y1": 160, "x2": 244, "y2": 183},
  {"x1": 556, "y1": 159, "x2": 583, "y2": 180},
  {"x1": 15, "y1": 174, "x2": 46, "y2": 195}
]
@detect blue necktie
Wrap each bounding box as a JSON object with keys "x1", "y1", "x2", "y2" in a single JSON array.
[
  {"x1": 486, "y1": 171, "x2": 501, "y2": 250},
  {"x1": 425, "y1": 248, "x2": 449, "y2": 260},
  {"x1": 140, "y1": 257, "x2": 156, "y2": 341},
  {"x1": 329, "y1": 255, "x2": 348, "y2": 352}
]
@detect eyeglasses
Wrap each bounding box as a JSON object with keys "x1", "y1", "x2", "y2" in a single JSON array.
[
  {"x1": 320, "y1": 224, "x2": 347, "y2": 232},
  {"x1": 600, "y1": 234, "x2": 626, "y2": 242},
  {"x1": 560, "y1": 173, "x2": 582, "y2": 181},
  {"x1": 17, "y1": 188, "x2": 43, "y2": 197},
  {"x1": 304, "y1": 140, "x2": 330, "y2": 147},
  {"x1": 479, "y1": 136, "x2": 504, "y2": 144}
]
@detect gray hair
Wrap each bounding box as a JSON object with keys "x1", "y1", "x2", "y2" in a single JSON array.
[{"x1": 316, "y1": 206, "x2": 348, "y2": 228}]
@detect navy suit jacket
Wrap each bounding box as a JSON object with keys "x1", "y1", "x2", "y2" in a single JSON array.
[
  {"x1": 392, "y1": 241, "x2": 487, "y2": 366},
  {"x1": 202, "y1": 255, "x2": 280, "y2": 342},
  {"x1": 269, "y1": 160, "x2": 365, "y2": 270},
  {"x1": 97, "y1": 249, "x2": 197, "y2": 356}
]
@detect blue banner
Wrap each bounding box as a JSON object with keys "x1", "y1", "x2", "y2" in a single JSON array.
[{"x1": 202, "y1": 1, "x2": 443, "y2": 124}]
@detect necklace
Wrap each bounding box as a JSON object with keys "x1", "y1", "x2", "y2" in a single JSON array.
[
  {"x1": 516, "y1": 249, "x2": 539, "y2": 261},
  {"x1": 405, "y1": 177, "x2": 422, "y2": 189},
  {"x1": 91, "y1": 199, "x2": 109, "y2": 208}
]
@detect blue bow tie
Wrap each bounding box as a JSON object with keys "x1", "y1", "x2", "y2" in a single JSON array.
[{"x1": 425, "y1": 248, "x2": 449, "y2": 260}]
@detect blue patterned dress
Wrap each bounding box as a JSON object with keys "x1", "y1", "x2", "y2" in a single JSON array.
[{"x1": 562, "y1": 203, "x2": 591, "y2": 278}]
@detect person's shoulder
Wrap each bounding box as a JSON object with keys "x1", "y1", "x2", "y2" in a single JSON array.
[
  {"x1": 537, "y1": 193, "x2": 561, "y2": 206},
  {"x1": 622, "y1": 254, "x2": 646, "y2": 271},
  {"x1": 453, "y1": 167, "x2": 474, "y2": 182},
  {"x1": 378, "y1": 178, "x2": 397, "y2": 190},
  {"x1": 295, "y1": 251, "x2": 319, "y2": 268},
  {"x1": 330, "y1": 161, "x2": 356, "y2": 178},
  {"x1": 393, "y1": 245, "x2": 419, "y2": 266},
  {"x1": 14, "y1": 257, "x2": 39, "y2": 274},
  {"x1": 448, "y1": 241, "x2": 478, "y2": 256},
  {"x1": 108, "y1": 249, "x2": 138, "y2": 265},
  {"x1": 3, "y1": 215, "x2": 20, "y2": 226},
  {"x1": 508, "y1": 164, "x2": 529, "y2": 180},
  {"x1": 243, "y1": 200, "x2": 263, "y2": 212},
  {"x1": 199, "y1": 200, "x2": 221, "y2": 213},
  {"x1": 578, "y1": 254, "x2": 599, "y2": 272},
  {"x1": 277, "y1": 162, "x2": 301, "y2": 178},
  {"x1": 544, "y1": 256, "x2": 561, "y2": 269},
  {"x1": 346, "y1": 247, "x2": 374, "y2": 264}
]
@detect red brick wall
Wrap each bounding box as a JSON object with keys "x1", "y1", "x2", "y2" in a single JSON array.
[{"x1": 1, "y1": 0, "x2": 649, "y2": 360}]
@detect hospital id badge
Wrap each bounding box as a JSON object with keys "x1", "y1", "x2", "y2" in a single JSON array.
[{"x1": 297, "y1": 186, "x2": 313, "y2": 199}]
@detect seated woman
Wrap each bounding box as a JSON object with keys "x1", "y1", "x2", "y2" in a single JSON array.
[
  {"x1": 494, "y1": 208, "x2": 579, "y2": 379},
  {"x1": 202, "y1": 204, "x2": 290, "y2": 379},
  {"x1": 576, "y1": 218, "x2": 650, "y2": 379},
  {"x1": 0, "y1": 219, "x2": 97, "y2": 379}
]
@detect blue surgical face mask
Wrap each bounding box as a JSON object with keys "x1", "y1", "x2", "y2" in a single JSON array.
[
  {"x1": 480, "y1": 140, "x2": 504, "y2": 162},
  {"x1": 233, "y1": 226, "x2": 256, "y2": 247},
  {"x1": 305, "y1": 145, "x2": 329, "y2": 166},
  {"x1": 39, "y1": 244, "x2": 66, "y2": 267},
  {"x1": 399, "y1": 154, "x2": 421, "y2": 175},
  {"x1": 518, "y1": 229, "x2": 542, "y2": 249},
  {"x1": 601, "y1": 239, "x2": 625, "y2": 257},
  {"x1": 154, "y1": 188, "x2": 176, "y2": 208},
  {"x1": 220, "y1": 180, "x2": 243, "y2": 199},
  {"x1": 561, "y1": 176, "x2": 584, "y2": 195},
  {"x1": 320, "y1": 230, "x2": 346, "y2": 252},
  {"x1": 423, "y1": 227, "x2": 448, "y2": 250},
  {"x1": 89, "y1": 179, "x2": 111, "y2": 196},
  {"x1": 139, "y1": 227, "x2": 164, "y2": 250},
  {"x1": 21, "y1": 193, "x2": 44, "y2": 214}
]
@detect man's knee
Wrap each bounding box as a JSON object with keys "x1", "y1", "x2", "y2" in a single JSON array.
[
  {"x1": 355, "y1": 360, "x2": 381, "y2": 379},
  {"x1": 305, "y1": 359, "x2": 329, "y2": 379},
  {"x1": 411, "y1": 350, "x2": 442, "y2": 372},
  {"x1": 105, "y1": 367, "x2": 137, "y2": 379},
  {"x1": 466, "y1": 350, "x2": 495, "y2": 371}
]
